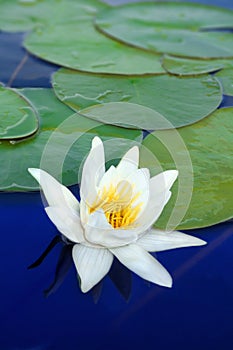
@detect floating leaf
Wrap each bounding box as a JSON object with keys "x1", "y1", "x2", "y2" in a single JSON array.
[
  {"x1": 53, "y1": 69, "x2": 222, "y2": 129},
  {"x1": 0, "y1": 0, "x2": 106, "y2": 32},
  {"x1": 80, "y1": 102, "x2": 169, "y2": 130},
  {"x1": 0, "y1": 86, "x2": 38, "y2": 139},
  {"x1": 95, "y1": 3, "x2": 233, "y2": 58},
  {"x1": 140, "y1": 108, "x2": 233, "y2": 230},
  {"x1": 215, "y1": 68, "x2": 233, "y2": 96},
  {"x1": 24, "y1": 20, "x2": 165, "y2": 75},
  {"x1": 97, "y1": 2, "x2": 233, "y2": 31},
  {"x1": 162, "y1": 55, "x2": 233, "y2": 76},
  {"x1": 0, "y1": 88, "x2": 142, "y2": 191}
]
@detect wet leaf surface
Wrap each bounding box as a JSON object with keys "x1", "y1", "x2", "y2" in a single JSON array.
[
  {"x1": 95, "y1": 2, "x2": 233, "y2": 58},
  {"x1": 162, "y1": 55, "x2": 233, "y2": 75},
  {"x1": 0, "y1": 88, "x2": 142, "y2": 191},
  {"x1": 215, "y1": 68, "x2": 233, "y2": 96},
  {"x1": 0, "y1": 0, "x2": 106, "y2": 32},
  {"x1": 24, "y1": 21, "x2": 165, "y2": 75},
  {"x1": 0, "y1": 86, "x2": 38, "y2": 139},
  {"x1": 140, "y1": 107, "x2": 233, "y2": 229},
  {"x1": 53, "y1": 69, "x2": 222, "y2": 129}
]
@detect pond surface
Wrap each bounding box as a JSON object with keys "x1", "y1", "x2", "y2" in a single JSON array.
[{"x1": 1, "y1": 0, "x2": 233, "y2": 349}]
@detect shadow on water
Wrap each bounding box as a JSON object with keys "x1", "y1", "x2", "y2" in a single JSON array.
[{"x1": 28, "y1": 233, "x2": 132, "y2": 302}]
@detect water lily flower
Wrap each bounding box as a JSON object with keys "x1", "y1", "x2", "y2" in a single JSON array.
[{"x1": 28, "y1": 137, "x2": 206, "y2": 293}]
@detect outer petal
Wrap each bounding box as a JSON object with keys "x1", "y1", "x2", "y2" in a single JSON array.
[
  {"x1": 92, "y1": 136, "x2": 102, "y2": 149},
  {"x1": 134, "y1": 191, "x2": 172, "y2": 232},
  {"x1": 137, "y1": 229, "x2": 206, "y2": 252},
  {"x1": 72, "y1": 244, "x2": 113, "y2": 293},
  {"x1": 28, "y1": 168, "x2": 79, "y2": 212},
  {"x1": 45, "y1": 206, "x2": 84, "y2": 243},
  {"x1": 80, "y1": 137, "x2": 105, "y2": 207},
  {"x1": 117, "y1": 146, "x2": 139, "y2": 178},
  {"x1": 134, "y1": 170, "x2": 178, "y2": 229},
  {"x1": 150, "y1": 170, "x2": 179, "y2": 196},
  {"x1": 110, "y1": 244, "x2": 172, "y2": 288},
  {"x1": 85, "y1": 210, "x2": 138, "y2": 247}
]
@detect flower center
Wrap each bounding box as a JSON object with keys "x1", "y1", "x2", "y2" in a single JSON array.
[{"x1": 89, "y1": 180, "x2": 142, "y2": 229}]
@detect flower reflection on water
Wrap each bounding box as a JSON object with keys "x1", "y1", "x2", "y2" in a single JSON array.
[{"x1": 28, "y1": 234, "x2": 132, "y2": 301}]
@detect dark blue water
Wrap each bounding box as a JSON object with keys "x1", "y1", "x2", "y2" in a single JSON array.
[
  {"x1": 1, "y1": 192, "x2": 233, "y2": 349},
  {"x1": 1, "y1": 0, "x2": 233, "y2": 349}
]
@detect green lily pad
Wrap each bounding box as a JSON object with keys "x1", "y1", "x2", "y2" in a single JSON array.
[
  {"x1": 0, "y1": 86, "x2": 38, "y2": 139},
  {"x1": 0, "y1": 0, "x2": 106, "y2": 32},
  {"x1": 140, "y1": 107, "x2": 233, "y2": 230},
  {"x1": 162, "y1": 55, "x2": 233, "y2": 76},
  {"x1": 24, "y1": 20, "x2": 165, "y2": 75},
  {"x1": 215, "y1": 69, "x2": 233, "y2": 96},
  {"x1": 53, "y1": 69, "x2": 222, "y2": 129},
  {"x1": 96, "y1": 2, "x2": 233, "y2": 31},
  {"x1": 95, "y1": 3, "x2": 233, "y2": 58},
  {"x1": 80, "y1": 102, "x2": 170, "y2": 130},
  {"x1": 0, "y1": 88, "x2": 142, "y2": 191}
]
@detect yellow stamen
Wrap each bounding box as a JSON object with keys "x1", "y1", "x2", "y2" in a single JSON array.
[{"x1": 89, "y1": 181, "x2": 142, "y2": 229}]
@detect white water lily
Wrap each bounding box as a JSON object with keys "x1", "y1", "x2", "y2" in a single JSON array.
[{"x1": 28, "y1": 137, "x2": 206, "y2": 293}]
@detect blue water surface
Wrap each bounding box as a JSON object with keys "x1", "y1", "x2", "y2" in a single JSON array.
[{"x1": 1, "y1": 0, "x2": 233, "y2": 349}]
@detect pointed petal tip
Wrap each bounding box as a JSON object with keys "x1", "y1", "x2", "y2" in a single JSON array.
[
  {"x1": 80, "y1": 283, "x2": 91, "y2": 293},
  {"x1": 123, "y1": 144, "x2": 139, "y2": 161},
  {"x1": 28, "y1": 167, "x2": 39, "y2": 175},
  {"x1": 195, "y1": 238, "x2": 207, "y2": 246},
  {"x1": 166, "y1": 169, "x2": 179, "y2": 181},
  {"x1": 181, "y1": 233, "x2": 207, "y2": 247},
  {"x1": 167, "y1": 280, "x2": 173, "y2": 288},
  {"x1": 130, "y1": 145, "x2": 139, "y2": 153},
  {"x1": 138, "y1": 230, "x2": 207, "y2": 253},
  {"x1": 128, "y1": 145, "x2": 139, "y2": 159},
  {"x1": 28, "y1": 168, "x2": 41, "y2": 182},
  {"x1": 92, "y1": 136, "x2": 103, "y2": 149},
  {"x1": 160, "y1": 273, "x2": 173, "y2": 288},
  {"x1": 116, "y1": 145, "x2": 139, "y2": 178}
]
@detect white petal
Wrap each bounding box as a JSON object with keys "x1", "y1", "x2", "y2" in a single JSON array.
[
  {"x1": 127, "y1": 168, "x2": 150, "y2": 193},
  {"x1": 97, "y1": 165, "x2": 118, "y2": 192},
  {"x1": 137, "y1": 229, "x2": 207, "y2": 252},
  {"x1": 134, "y1": 190, "x2": 172, "y2": 232},
  {"x1": 80, "y1": 137, "x2": 105, "y2": 207},
  {"x1": 72, "y1": 244, "x2": 113, "y2": 293},
  {"x1": 79, "y1": 198, "x2": 89, "y2": 226},
  {"x1": 117, "y1": 146, "x2": 139, "y2": 178},
  {"x1": 110, "y1": 244, "x2": 172, "y2": 288},
  {"x1": 87, "y1": 208, "x2": 113, "y2": 230},
  {"x1": 134, "y1": 170, "x2": 178, "y2": 226},
  {"x1": 150, "y1": 170, "x2": 178, "y2": 197},
  {"x1": 85, "y1": 210, "x2": 139, "y2": 247},
  {"x1": 116, "y1": 180, "x2": 133, "y2": 201},
  {"x1": 126, "y1": 168, "x2": 150, "y2": 212},
  {"x1": 45, "y1": 206, "x2": 84, "y2": 243},
  {"x1": 28, "y1": 168, "x2": 79, "y2": 212},
  {"x1": 92, "y1": 136, "x2": 102, "y2": 149}
]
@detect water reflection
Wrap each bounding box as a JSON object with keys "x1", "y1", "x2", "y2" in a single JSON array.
[{"x1": 28, "y1": 233, "x2": 132, "y2": 302}]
